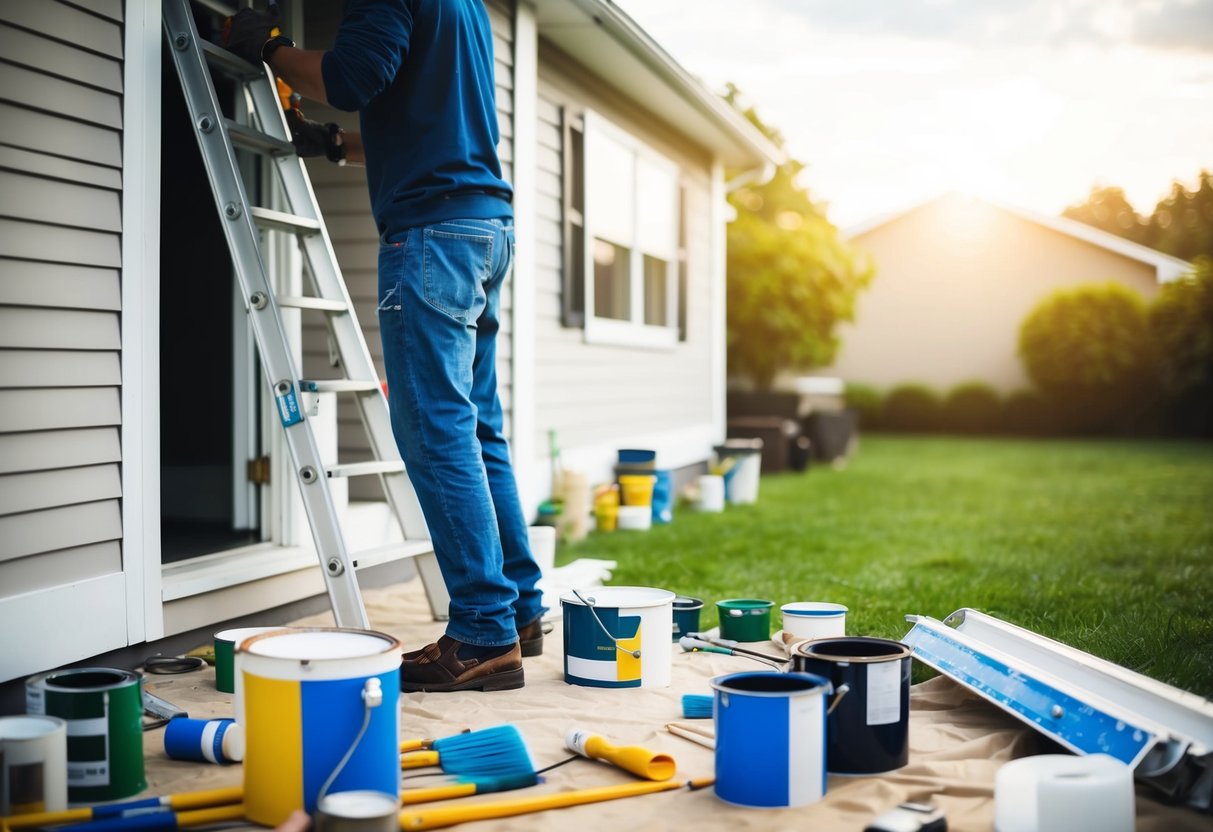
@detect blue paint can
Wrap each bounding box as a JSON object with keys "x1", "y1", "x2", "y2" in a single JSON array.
[{"x1": 711, "y1": 671, "x2": 833, "y2": 808}]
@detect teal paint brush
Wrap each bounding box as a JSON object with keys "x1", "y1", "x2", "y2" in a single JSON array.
[
  {"x1": 680, "y1": 694, "x2": 713, "y2": 719},
  {"x1": 401, "y1": 724, "x2": 535, "y2": 778}
]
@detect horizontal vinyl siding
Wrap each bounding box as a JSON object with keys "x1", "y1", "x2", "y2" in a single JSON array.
[
  {"x1": 0, "y1": 0, "x2": 124, "y2": 601},
  {"x1": 301, "y1": 0, "x2": 516, "y2": 502},
  {"x1": 534, "y1": 76, "x2": 717, "y2": 455}
]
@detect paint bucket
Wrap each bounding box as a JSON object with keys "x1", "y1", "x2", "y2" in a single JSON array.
[
  {"x1": 164, "y1": 718, "x2": 244, "y2": 765},
  {"x1": 781, "y1": 602, "x2": 848, "y2": 641},
  {"x1": 237, "y1": 628, "x2": 401, "y2": 827},
  {"x1": 791, "y1": 637, "x2": 912, "y2": 775},
  {"x1": 527, "y1": 525, "x2": 557, "y2": 575},
  {"x1": 561, "y1": 586, "x2": 675, "y2": 688},
  {"x1": 651, "y1": 470, "x2": 673, "y2": 524},
  {"x1": 715, "y1": 441, "x2": 762, "y2": 505},
  {"x1": 315, "y1": 790, "x2": 400, "y2": 832},
  {"x1": 617, "y1": 448, "x2": 657, "y2": 469},
  {"x1": 24, "y1": 668, "x2": 145, "y2": 802},
  {"x1": 214, "y1": 626, "x2": 284, "y2": 693},
  {"x1": 616, "y1": 505, "x2": 652, "y2": 531},
  {"x1": 671, "y1": 596, "x2": 704, "y2": 641},
  {"x1": 717, "y1": 599, "x2": 774, "y2": 642},
  {"x1": 0, "y1": 715, "x2": 68, "y2": 815},
  {"x1": 711, "y1": 671, "x2": 832, "y2": 808},
  {"x1": 618, "y1": 475, "x2": 656, "y2": 507},
  {"x1": 696, "y1": 475, "x2": 725, "y2": 513}
]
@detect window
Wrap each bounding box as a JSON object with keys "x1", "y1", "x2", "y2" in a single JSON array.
[{"x1": 563, "y1": 111, "x2": 682, "y2": 348}]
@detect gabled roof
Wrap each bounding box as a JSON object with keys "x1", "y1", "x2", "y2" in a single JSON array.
[
  {"x1": 846, "y1": 192, "x2": 1192, "y2": 284},
  {"x1": 532, "y1": 0, "x2": 785, "y2": 171}
]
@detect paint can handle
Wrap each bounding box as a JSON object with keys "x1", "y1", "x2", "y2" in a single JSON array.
[{"x1": 827, "y1": 683, "x2": 851, "y2": 715}]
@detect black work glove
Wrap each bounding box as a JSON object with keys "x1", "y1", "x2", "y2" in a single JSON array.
[
  {"x1": 286, "y1": 107, "x2": 346, "y2": 164},
  {"x1": 223, "y1": 7, "x2": 289, "y2": 65}
]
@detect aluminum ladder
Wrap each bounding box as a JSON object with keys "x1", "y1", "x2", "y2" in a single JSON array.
[{"x1": 162, "y1": 0, "x2": 450, "y2": 626}]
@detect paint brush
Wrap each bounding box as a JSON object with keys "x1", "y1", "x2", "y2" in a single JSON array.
[
  {"x1": 680, "y1": 693, "x2": 713, "y2": 718},
  {"x1": 51, "y1": 804, "x2": 245, "y2": 832},
  {"x1": 680, "y1": 635, "x2": 787, "y2": 668},
  {"x1": 1, "y1": 787, "x2": 243, "y2": 830},
  {"x1": 400, "y1": 724, "x2": 535, "y2": 778},
  {"x1": 401, "y1": 772, "x2": 539, "y2": 804},
  {"x1": 398, "y1": 777, "x2": 715, "y2": 830}
]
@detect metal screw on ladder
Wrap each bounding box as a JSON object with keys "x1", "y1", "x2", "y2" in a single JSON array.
[
  {"x1": 250, "y1": 291, "x2": 268, "y2": 310},
  {"x1": 327, "y1": 557, "x2": 345, "y2": 576},
  {"x1": 173, "y1": 33, "x2": 189, "y2": 50},
  {"x1": 1051, "y1": 705, "x2": 1065, "y2": 719},
  {"x1": 224, "y1": 202, "x2": 242, "y2": 220},
  {"x1": 299, "y1": 466, "x2": 318, "y2": 484},
  {"x1": 197, "y1": 114, "x2": 214, "y2": 133}
]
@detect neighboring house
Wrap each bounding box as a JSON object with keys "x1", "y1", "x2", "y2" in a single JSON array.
[
  {"x1": 0, "y1": 0, "x2": 781, "y2": 684},
  {"x1": 824, "y1": 192, "x2": 1191, "y2": 395}
]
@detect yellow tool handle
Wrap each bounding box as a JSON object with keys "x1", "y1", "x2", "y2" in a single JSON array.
[
  {"x1": 1, "y1": 787, "x2": 245, "y2": 830},
  {"x1": 399, "y1": 738, "x2": 430, "y2": 752},
  {"x1": 168, "y1": 786, "x2": 245, "y2": 811},
  {"x1": 398, "y1": 777, "x2": 713, "y2": 831},
  {"x1": 176, "y1": 804, "x2": 246, "y2": 828},
  {"x1": 401, "y1": 750, "x2": 442, "y2": 769},
  {"x1": 1, "y1": 807, "x2": 92, "y2": 830},
  {"x1": 400, "y1": 782, "x2": 478, "y2": 805}
]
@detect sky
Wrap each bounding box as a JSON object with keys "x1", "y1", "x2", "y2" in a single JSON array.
[{"x1": 612, "y1": 0, "x2": 1213, "y2": 229}]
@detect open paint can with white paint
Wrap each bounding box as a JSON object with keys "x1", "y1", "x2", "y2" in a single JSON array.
[{"x1": 790, "y1": 636, "x2": 912, "y2": 775}]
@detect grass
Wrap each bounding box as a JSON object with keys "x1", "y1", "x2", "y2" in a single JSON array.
[{"x1": 557, "y1": 435, "x2": 1213, "y2": 697}]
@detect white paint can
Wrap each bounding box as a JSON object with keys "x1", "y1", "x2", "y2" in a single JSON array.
[{"x1": 0, "y1": 715, "x2": 68, "y2": 815}]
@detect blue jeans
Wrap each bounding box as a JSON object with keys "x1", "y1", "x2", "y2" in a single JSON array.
[{"x1": 377, "y1": 218, "x2": 544, "y2": 647}]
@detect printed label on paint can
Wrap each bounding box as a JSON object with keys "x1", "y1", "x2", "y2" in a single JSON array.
[{"x1": 866, "y1": 661, "x2": 902, "y2": 726}]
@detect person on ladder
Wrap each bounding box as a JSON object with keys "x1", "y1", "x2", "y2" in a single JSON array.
[{"x1": 224, "y1": 0, "x2": 546, "y2": 692}]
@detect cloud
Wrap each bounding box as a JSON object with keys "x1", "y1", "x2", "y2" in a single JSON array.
[{"x1": 1133, "y1": 0, "x2": 1213, "y2": 52}]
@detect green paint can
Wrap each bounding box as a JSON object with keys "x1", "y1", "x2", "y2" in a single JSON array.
[
  {"x1": 214, "y1": 627, "x2": 283, "y2": 694},
  {"x1": 717, "y1": 598, "x2": 774, "y2": 642},
  {"x1": 25, "y1": 668, "x2": 146, "y2": 802}
]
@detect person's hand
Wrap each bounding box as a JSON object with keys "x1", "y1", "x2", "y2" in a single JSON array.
[
  {"x1": 274, "y1": 809, "x2": 311, "y2": 832},
  {"x1": 223, "y1": 7, "x2": 285, "y2": 65},
  {"x1": 285, "y1": 107, "x2": 346, "y2": 164}
]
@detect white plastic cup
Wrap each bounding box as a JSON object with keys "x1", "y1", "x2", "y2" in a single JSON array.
[
  {"x1": 781, "y1": 602, "x2": 848, "y2": 641},
  {"x1": 0, "y1": 715, "x2": 68, "y2": 815},
  {"x1": 527, "y1": 525, "x2": 557, "y2": 575},
  {"x1": 697, "y1": 475, "x2": 725, "y2": 513}
]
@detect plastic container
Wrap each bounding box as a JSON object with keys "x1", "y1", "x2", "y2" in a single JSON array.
[
  {"x1": 781, "y1": 602, "x2": 847, "y2": 641},
  {"x1": 616, "y1": 505, "x2": 652, "y2": 531},
  {"x1": 715, "y1": 440, "x2": 762, "y2": 504},
  {"x1": 671, "y1": 596, "x2": 704, "y2": 641},
  {"x1": 618, "y1": 474, "x2": 656, "y2": 507},
  {"x1": 697, "y1": 475, "x2": 725, "y2": 512},
  {"x1": 561, "y1": 587, "x2": 675, "y2": 688},
  {"x1": 717, "y1": 599, "x2": 774, "y2": 642}
]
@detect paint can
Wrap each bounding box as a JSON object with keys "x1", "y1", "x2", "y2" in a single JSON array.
[
  {"x1": 237, "y1": 628, "x2": 401, "y2": 827},
  {"x1": 214, "y1": 626, "x2": 286, "y2": 694},
  {"x1": 0, "y1": 715, "x2": 68, "y2": 815},
  {"x1": 671, "y1": 596, "x2": 704, "y2": 641},
  {"x1": 24, "y1": 668, "x2": 145, "y2": 802},
  {"x1": 314, "y1": 790, "x2": 400, "y2": 832},
  {"x1": 791, "y1": 637, "x2": 912, "y2": 775},
  {"x1": 164, "y1": 718, "x2": 244, "y2": 765},
  {"x1": 696, "y1": 475, "x2": 725, "y2": 513},
  {"x1": 561, "y1": 586, "x2": 674, "y2": 688},
  {"x1": 616, "y1": 505, "x2": 652, "y2": 531},
  {"x1": 717, "y1": 598, "x2": 774, "y2": 642},
  {"x1": 711, "y1": 671, "x2": 833, "y2": 808},
  {"x1": 618, "y1": 474, "x2": 656, "y2": 507},
  {"x1": 781, "y1": 602, "x2": 848, "y2": 641}
]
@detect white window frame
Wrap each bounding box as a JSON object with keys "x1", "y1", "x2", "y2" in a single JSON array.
[{"x1": 582, "y1": 111, "x2": 679, "y2": 350}]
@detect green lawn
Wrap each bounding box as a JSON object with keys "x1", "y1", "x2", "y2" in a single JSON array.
[{"x1": 557, "y1": 435, "x2": 1213, "y2": 697}]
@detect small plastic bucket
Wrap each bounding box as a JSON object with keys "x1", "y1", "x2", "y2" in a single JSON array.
[
  {"x1": 562, "y1": 587, "x2": 674, "y2": 688},
  {"x1": 717, "y1": 599, "x2": 774, "y2": 642},
  {"x1": 697, "y1": 475, "x2": 725, "y2": 512},
  {"x1": 781, "y1": 602, "x2": 848, "y2": 641},
  {"x1": 671, "y1": 596, "x2": 704, "y2": 641},
  {"x1": 618, "y1": 475, "x2": 657, "y2": 507}
]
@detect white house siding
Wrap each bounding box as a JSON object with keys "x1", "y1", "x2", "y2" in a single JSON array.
[
  {"x1": 302, "y1": 0, "x2": 516, "y2": 502},
  {"x1": 0, "y1": 0, "x2": 127, "y2": 680},
  {"x1": 534, "y1": 43, "x2": 717, "y2": 479}
]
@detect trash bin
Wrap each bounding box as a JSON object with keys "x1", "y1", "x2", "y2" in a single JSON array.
[{"x1": 714, "y1": 439, "x2": 763, "y2": 504}]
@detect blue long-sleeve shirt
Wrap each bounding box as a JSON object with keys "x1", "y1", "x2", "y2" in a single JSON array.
[{"x1": 321, "y1": 0, "x2": 513, "y2": 235}]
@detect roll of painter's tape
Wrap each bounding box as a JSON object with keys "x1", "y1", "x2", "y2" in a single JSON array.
[
  {"x1": 164, "y1": 718, "x2": 244, "y2": 764},
  {"x1": 25, "y1": 668, "x2": 146, "y2": 803},
  {"x1": 0, "y1": 714, "x2": 68, "y2": 815}
]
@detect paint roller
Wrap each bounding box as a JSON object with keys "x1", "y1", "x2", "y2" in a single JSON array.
[{"x1": 564, "y1": 728, "x2": 676, "y2": 781}]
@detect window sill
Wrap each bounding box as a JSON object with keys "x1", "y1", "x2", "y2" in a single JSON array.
[{"x1": 584, "y1": 316, "x2": 678, "y2": 350}]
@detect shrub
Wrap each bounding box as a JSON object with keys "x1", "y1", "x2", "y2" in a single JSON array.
[
  {"x1": 1018, "y1": 283, "x2": 1155, "y2": 432},
  {"x1": 1149, "y1": 259, "x2": 1213, "y2": 436},
  {"x1": 1002, "y1": 390, "x2": 1061, "y2": 436},
  {"x1": 942, "y1": 382, "x2": 1002, "y2": 434},
  {"x1": 844, "y1": 382, "x2": 884, "y2": 428},
  {"x1": 881, "y1": 383, "x2": 941, "y2": 432}
]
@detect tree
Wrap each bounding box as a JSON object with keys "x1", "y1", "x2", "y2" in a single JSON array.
[
  {"x1": 1149, "y1": 258, "x2": 1213, "y2": 435},
  {"x1": 724, "y1": 86, "x2": 873, "y2": 390},
  {"x1": 1062, "y1": 185, "x2": 1147, "y2": 245}
]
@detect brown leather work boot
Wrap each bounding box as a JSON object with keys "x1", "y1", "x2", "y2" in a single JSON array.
[
  {"x1": 400, "y1": 635, "x2": 524, "y2": 692},
  {"x1": 517, "y1": 617, "x2": 552, "y2": 658}
]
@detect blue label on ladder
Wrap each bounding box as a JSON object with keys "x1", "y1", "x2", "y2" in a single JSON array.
[
  {"x1": 276, "y1": 382, "x2": 304, "y2": 427},
  {"x1": 903, "y1": 624, "x2": 1156, "y2": 767}
]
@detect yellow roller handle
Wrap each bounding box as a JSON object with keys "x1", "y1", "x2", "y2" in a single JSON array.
[
  {"x1": 400, "y1": 782, "x2": 478, "y2": 805},
  {"x1": 398, "y1": 777, "x2": 714, "y2": 831},
  {"x1": 176, "y1": 804, "x2": 246, "y2": 828},
  {"x1": 169, "y1": 786, "x2": 245, "y2": 811},
  {"x1": 1, "y1": 787, "x2": 244, "y2": 830},
  {"x1": 1, "y1": 807, "x2": 92, "y2": 830},
  {"x1": 401, "y1": 750, "x2": 442, "y2": 769}
]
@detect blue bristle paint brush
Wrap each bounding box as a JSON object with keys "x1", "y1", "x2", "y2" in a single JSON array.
[
  {"x1": 401, "y1": 724, "x2": 535, "y2": 778},
  {"x1": 681, "y1": 694, "x2": 713, "y2": 719}
]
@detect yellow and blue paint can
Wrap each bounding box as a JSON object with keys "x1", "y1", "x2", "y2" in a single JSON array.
[{"x1": 561, "y1": 587, "x2": 674, "y2": 688}]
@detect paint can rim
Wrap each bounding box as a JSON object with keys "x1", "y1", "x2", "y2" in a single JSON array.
[
  {"x1": 793, "y1": 636, "x2": 911, "y2": 663},
  {"x1": 711, "y1": 670, "x2": 833, "y2": 697}
]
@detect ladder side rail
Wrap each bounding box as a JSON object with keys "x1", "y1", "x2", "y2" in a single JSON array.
[{"x1": 162, "y1": 1, "x2": 369, "y2": 628}]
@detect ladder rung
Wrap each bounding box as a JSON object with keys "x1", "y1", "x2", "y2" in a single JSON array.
[
  {"x1": 326, "y1": 461, "x2": 406, "y2": 479},
  {"x1": 350, "y1": 540, "x2": 436, "y2": 570},
  {"x1": 199, "y1": 39, "x2": 262, "y2": 79},
  {"x1": 276, "y1": 296, "x2": 349, "y2": 312},
  {"x1": 251, "y1": 206, "x2": 322, "y2": 235},
  {"x1": 299, "y1": 379, "x2": 381, "y2": 393},
  {"x1": 225, "y1": 119, "x2": 295, "y2": 156}
]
